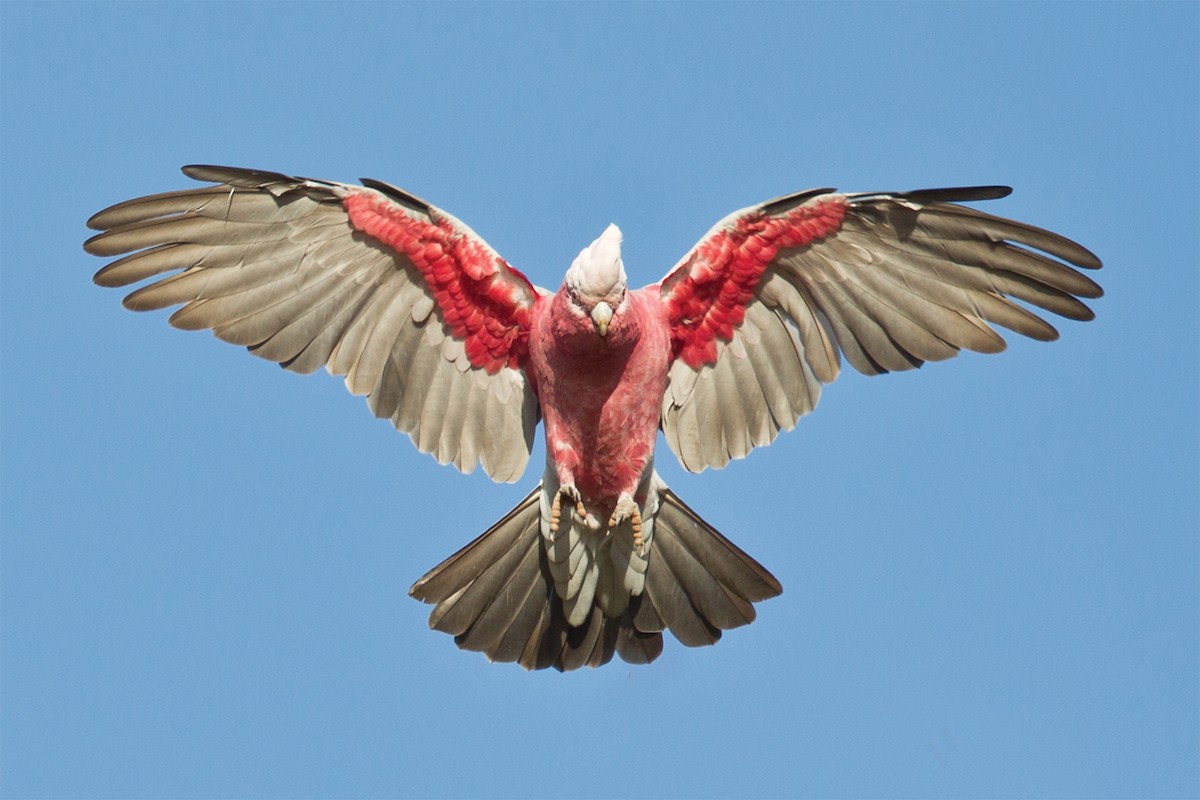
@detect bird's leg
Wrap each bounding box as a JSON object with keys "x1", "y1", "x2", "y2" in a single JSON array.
[
  {"x1": 607, "y1": 492, "x2": 644, "y2": 550},
  {"x1": 549, "y1": 483, "x2": 588, "y2": 535}
]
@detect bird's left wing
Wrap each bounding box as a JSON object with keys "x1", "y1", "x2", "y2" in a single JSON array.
[
  {"x1": 86, "y1": 166, "x2": 543, "y2": 482},
  {"x1": 656, "y1": 187, "x2": 1102, "y2": 472}
]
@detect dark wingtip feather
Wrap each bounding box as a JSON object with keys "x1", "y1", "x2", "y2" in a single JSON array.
[
  {"x1": 760, "y1": 188, "x2": 838, "y2": 217},
  {"x1": 360, "y1": 178, "x2": 433, "y2": 214},
  {"x1": 181, "y1": 164, "x2": 292, "y2": 187},
  {"x1": 901, "y1": 186, "x2": 1013, "y2": 203},
  {"x1": 848, "y1": 186, "x2": 1013, "y2": 206}
]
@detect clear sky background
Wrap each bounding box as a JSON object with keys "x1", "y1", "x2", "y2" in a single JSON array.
[{"x1": 2, "y1": 3, "x2": 1197, "y2": 798}]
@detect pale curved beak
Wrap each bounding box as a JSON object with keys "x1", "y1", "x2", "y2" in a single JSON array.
[{"x1": 591, "y1": 301, "x2": 613, "y2": 337}]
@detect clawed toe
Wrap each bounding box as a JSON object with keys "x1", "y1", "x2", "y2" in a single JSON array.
[
  {"x1": 549, "y1": 484, "x2": 587, "y2": 535},
  {"x1": 607, "y1": 495, "x2": 644, "y2": 550}
]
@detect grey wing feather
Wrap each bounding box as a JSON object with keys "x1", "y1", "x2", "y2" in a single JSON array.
[
  {"x1": 661, "y1": 187, "x2": 1102, "y2": 473},
  {"x1": 86, "y1": 165, "x2": 541, "y2": 483}
]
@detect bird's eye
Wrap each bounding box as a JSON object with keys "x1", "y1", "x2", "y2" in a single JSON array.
[{"x1": 564, "y1": 288, "x2": 589, "y2": 317}]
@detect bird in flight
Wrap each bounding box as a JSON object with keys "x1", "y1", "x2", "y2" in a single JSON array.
[{"x1": 85, "y1": 166, "x2": 1102, "y2": 671}]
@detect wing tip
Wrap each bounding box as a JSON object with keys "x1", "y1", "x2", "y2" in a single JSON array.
[
  {"x1": 181, "y1": 164, "x2": 293, "y2": 187},
  {"x1": 853, "y1": 185, "x2": 1014, "y2": 204}
]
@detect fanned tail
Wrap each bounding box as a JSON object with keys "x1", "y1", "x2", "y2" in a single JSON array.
[{"x1": 409, "y1": 476, "x2": 781, "y2": 671}]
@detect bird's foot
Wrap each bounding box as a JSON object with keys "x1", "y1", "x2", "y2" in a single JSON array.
[
  {"x1": 607, "y1": 493, "x2": 644, "y2": 551},
  {"x1": 549, "y1": 483, "x2": 588, "y2": 535}
]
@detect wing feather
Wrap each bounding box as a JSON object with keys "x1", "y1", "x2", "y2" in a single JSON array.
[
  {"x1": 727, "y1": 331, "x2": 775, "y2": 449},
  {"x1": 759, "y1": 273, "x2": 840, "y2": 384},
  {"x1": 275, "y1": 282, "x2": 380, "y2": 374},
  {"x1": 740, "y1": 303, "x2": 804, "y2": 433},
  {"x1": 350, "y1": 284, "x2": 423, "y2": 397},
  {"x1": 659, "y1": 188, "x2": 1101, "y2": 472},
  {"x1": 87, "y1": 166, "x2": 543, "y2": 482},
  {"x1": 365, "y1": 313, "x2": 422, "y2": 420},
  {"x1": 801, "y1": 255, "x2": 964, "y2": 365},
  {"x1": 396, "y1": 325, "x2": 448, "y2": 446},
  {"x1": 250, "y1": 276, "x2": 376, "y2": 367}
]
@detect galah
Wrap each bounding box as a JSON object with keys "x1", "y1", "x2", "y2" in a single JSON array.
[{"x1": 85, "y1": 166, "x2": 1102, "y2": 671}]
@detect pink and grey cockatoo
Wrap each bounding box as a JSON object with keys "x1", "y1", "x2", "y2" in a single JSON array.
[{"x1": 85, "y1": 166, "x2": 1102, "y2": 670}]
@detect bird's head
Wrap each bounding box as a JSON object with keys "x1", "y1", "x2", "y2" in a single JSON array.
[{"x1": 563, "y1": 223, "x2": 627, "y2": 338}]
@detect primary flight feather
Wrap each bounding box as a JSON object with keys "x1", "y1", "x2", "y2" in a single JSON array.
[{"x1": 85, "y1": 166, "x2": 1102, "y2": 670}]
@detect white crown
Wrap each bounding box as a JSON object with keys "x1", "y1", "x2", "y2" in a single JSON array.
[{"x1": 566, "y1": 223, "x2": 626, "y2": 297}]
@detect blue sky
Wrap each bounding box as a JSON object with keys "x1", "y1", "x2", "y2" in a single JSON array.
[{"x1": 2, "y1": 2, "x2": 1197, "y2": 798}]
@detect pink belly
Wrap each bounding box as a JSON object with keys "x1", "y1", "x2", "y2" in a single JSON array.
[{"x1": 567, "y1": 400, "x2": 657, "y2": 502}]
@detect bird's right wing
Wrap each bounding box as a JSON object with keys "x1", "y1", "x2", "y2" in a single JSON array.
[
  {"x1": 86, "y1": 166, "x2": 542, "y2": 482},
  {"x1": 656, "y1": 187, "x2": 1103, "y2": 472}
]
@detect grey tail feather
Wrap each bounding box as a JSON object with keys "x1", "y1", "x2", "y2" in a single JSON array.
[
  {"x1": 638, "y1": 487, "x2": 782, "y2": 648},
  {"x1": 409, "y1": 484, "x2": 780, "y2": 671}
]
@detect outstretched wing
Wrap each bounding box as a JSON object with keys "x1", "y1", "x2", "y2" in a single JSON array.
[
  {"x1": 657, "y1": 186, "x2": 1103, "y2": 472},
  {"x1": 86, "y1": 165, "x2": 543, "y2": 482}
]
